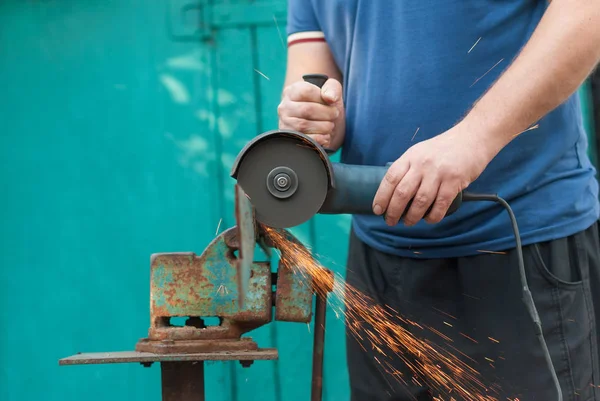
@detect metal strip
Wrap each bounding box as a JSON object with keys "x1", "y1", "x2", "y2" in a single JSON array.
[
  {"x1": 235, "y1": 184, "x2": 256, "y2": 308},
  {"x1": 59, "y1": 349, "x2": 278, "y2": 365}
]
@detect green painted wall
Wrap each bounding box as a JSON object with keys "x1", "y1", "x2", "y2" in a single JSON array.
[
  {"x1": 0, "y1": 2, "x2": 596, "y2": 401},
  {"x1": 0, "y1": 1, "x2": 350, "y2": 400},
  {"x1": 580, "y1": 80, "x2": 597, "y2": 167}
]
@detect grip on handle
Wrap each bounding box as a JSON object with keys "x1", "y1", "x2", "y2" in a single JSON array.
[
  {"x1": 319, "y1": 163, "x2": 463, "y2": 219},
  {"x1": 302, "y1": 74, "x2": 336, "y2": 155}
]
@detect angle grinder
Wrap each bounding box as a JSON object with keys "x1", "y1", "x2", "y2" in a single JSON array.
[{"x1": 230, "y1": 128, "x2": 462, "y2": 228}]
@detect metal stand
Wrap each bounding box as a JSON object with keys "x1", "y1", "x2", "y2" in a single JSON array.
[
  {"x1": 162, "y1": 362, "x2": 205, "y2": 401},
  {"x1": 59, "y1": 350, "x2": 277, "y2": 401},
  {"x1": 311, "y1": 291, "x2": 328, "y2": 401},
  {"x1": 59, "y1": 291, "x2": 330, "y2": 401}
]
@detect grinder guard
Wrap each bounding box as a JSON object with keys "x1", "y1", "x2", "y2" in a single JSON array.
[{"x1": 231, "y1": 130, "x2": 333, "y2": 228}]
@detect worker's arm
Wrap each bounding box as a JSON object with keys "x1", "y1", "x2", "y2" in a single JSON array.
[
  {"x1": 277, "y1": 41, "x2": 346, "y2": 151},
  {"x1": 374, "y1": 0, "x2": 600, "y2": 227}
]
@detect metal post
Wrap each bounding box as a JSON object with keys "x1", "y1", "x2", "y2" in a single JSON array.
[
  {"x1": 161, "y1": 361, "x2": 205, "y2": 401},
  {"x1": 311, "y1": 291, "x2": 328, "y2": 401}
]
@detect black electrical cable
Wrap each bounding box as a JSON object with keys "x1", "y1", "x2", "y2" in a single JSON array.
[{"x1": 462, "y1": 192, "x2": 563, "y2": 401}]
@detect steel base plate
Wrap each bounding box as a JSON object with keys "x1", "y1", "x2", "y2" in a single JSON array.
[{"x1": 59, "y1": 349, "x2": 278, "y2": 365}]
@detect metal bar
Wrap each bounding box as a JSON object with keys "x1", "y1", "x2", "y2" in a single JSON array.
[
  {"x1": 161, "y1": 361, "x2": 205, "y2": 401},
  {"x1": 235, "y1": 184, "x2": 256, "y2": 308},
  {"x1": 59, "y1": 349, "x2": 278, "y2": 365},
  {"x1": 311, "y1": 291, "x2": 328, "y2": 401}
]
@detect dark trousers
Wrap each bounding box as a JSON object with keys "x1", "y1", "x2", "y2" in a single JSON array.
[{"x1": 345, "y1": 221, "x2": 600, "y2": 401}]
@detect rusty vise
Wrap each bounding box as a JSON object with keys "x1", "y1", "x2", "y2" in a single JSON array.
[{"x1": 59, "y1": 184, "x2": 333, "y2": 401}]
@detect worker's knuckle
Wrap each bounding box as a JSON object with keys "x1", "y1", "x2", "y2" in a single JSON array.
[
  {"x1": 413, "y1": 193, "x2": 430, "y2": 208},
  {"x1": 286, "y1": 85, "x2": 300, "y2": 100},
  {"x1": 295, "y1": 83, "x2": 314, "y2": 100},
  {"x1": 404, "y1": 218, "x2": 416, "y2": 226},
  {"x1": 436, "y1": 195, "x2": 452, "y2": 209},
  {"x1": 277, "y1": 102, "x2": 286, "y2": 117},
  {"x1": 324, "y1": 121, "x2": 335, "y2": 133},
  {"x1": 385, "y1": 172, "x2": 400, "y2": 186},
  {"x1": 328, "y1": 106, "x2": 339, "y2": 120},
  {"x1": 393, "y1": 186, "x2": 408, "y2": 199},
  {"x1": 296, "y1": 119, "x2": 311, "y2": 132},
  {"x1": 296, "y1": 102, "x2": 312, "y2": 118},
  {"x1": 385, "y1": 211, "x2": 399, "y2": 224},
  {"x1": 426, "y1": 212, "x2": 442, "y2": 224}
]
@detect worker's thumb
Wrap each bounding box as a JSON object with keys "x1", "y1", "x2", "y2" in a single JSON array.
[{"x1": 321, "y1": 79, "x2": 343, "y2": 106}]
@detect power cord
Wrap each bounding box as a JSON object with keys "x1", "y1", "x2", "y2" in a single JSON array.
[{"x1": 462, "y1": 192, "x2": 563, "y2": 401}]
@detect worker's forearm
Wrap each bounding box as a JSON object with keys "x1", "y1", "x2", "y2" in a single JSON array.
[
  {"x1": 283, "y1": 42, "x2": 343, "y2": 94},
  {"x1": 461, "y1": 0, "x2": 600, "y2": 158}
]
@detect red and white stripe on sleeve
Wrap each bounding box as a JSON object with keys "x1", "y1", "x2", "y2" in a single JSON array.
[{"x1": 287, "y1": 31, "x2": 326, "y2": 47}]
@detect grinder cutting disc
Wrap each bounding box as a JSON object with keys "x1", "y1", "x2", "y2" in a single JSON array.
[{"x1": 235, "y1": 135, "x2": 329, "y2": 228}]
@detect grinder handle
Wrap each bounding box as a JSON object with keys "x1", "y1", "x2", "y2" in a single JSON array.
[
  {"x1": 319, "y1": 163, "x2": 463, "y2": 219},
  {"x1": 302, "y1": 74, "x2": 336, "y2": 155}
]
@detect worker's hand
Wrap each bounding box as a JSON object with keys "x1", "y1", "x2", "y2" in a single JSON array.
[
  {"x1": 278, "y1": 78, "x2": 345, "y2": 150},
  {"x1": 372, "y1": 124, "x2": 496, "y2": 226}
]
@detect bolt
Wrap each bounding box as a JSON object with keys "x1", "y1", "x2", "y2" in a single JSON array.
[
  {"x1": 274, "y1": 173, "x2": 291, "y2": 191},
  {"x1": 277, "y1": 176, "x2": 288, "y2": 187},
  {"x1": 141, "y1": 362, "x2": 153, "y2": 368},
  {"x1": 240, "y1": 360, "x2": 254, "y2": 368}
]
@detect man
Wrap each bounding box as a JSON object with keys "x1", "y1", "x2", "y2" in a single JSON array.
[{"x1": 278, "y1": 1, "x2": 600, "y2": 400}]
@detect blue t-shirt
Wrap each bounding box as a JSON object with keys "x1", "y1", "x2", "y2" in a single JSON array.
[{"x1": 286, "y1": 0, "x2": 599, "y2": 258}]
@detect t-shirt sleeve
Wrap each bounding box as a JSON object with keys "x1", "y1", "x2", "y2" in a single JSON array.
[{"x1": 286, "y1": 0, "x2": 325, "y2": 46}]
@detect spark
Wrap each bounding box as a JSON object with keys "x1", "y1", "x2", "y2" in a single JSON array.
[
  {"x1": 485, "y1": 357, "x2": 495, "y2": 363},
  {"x1": 215, "y1": 218, "x2": 223, "y2": 235},
  {"x1": 443, "y1": 321, "x2": 453, "y2": 328},
  {"x1": 411, "y1": 127, "x2": 420, "y2": 141},
  {"x1": 427, "y1": 325, "x2": 454, "y2": 343},
  {"x1": 567, "y1": 319, "x2": 576, "y2": 322},
  {"x1": 468, "y1": 37, "x2": 482, "y2": 53},
  {"x1": 432, "y1": 307, "x2": 458, "y2": 321},
  {"x1": 488, "y1": 337, "x2": 500, "y2": 344},
  {"x1": 477, "y1": 250, "x2": 507, "y2": 255},
  {"x1": 273, "y1": 15, "x2": 285, "y2": 50},
  {"x1": 254, "y1": 68, "x2": 270, "y2": 81},
  {"x1": 262, "y1": 225, "x2": 501, "y2": 400},
  {"x1": 463, "y1": 293, "x2": 481, "y2": 300},
  {"x1": 460, "y1": 332, "x2": 479, "y2": 344},
  {"x1": 512, "y1": 124, "x2": 539, "y2": 138},
  {"x1": 470, "y1": 59, "x2": 504, "y2": 88}
]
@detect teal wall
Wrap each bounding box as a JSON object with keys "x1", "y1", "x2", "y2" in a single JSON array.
[
  {"x1": 580, "y1": 80, "x2": 597, "y2": 167},
  {"x1": 0, "y1": 2, "x2": 597, "y2": 401},
  {"x1": 0, "y1": 1, "x2": 350, "y2": 401}
]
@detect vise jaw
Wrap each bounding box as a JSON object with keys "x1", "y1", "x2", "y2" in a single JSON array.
[{"x1": 135, "y1": 184, "x2": 316, "y2": 354}]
